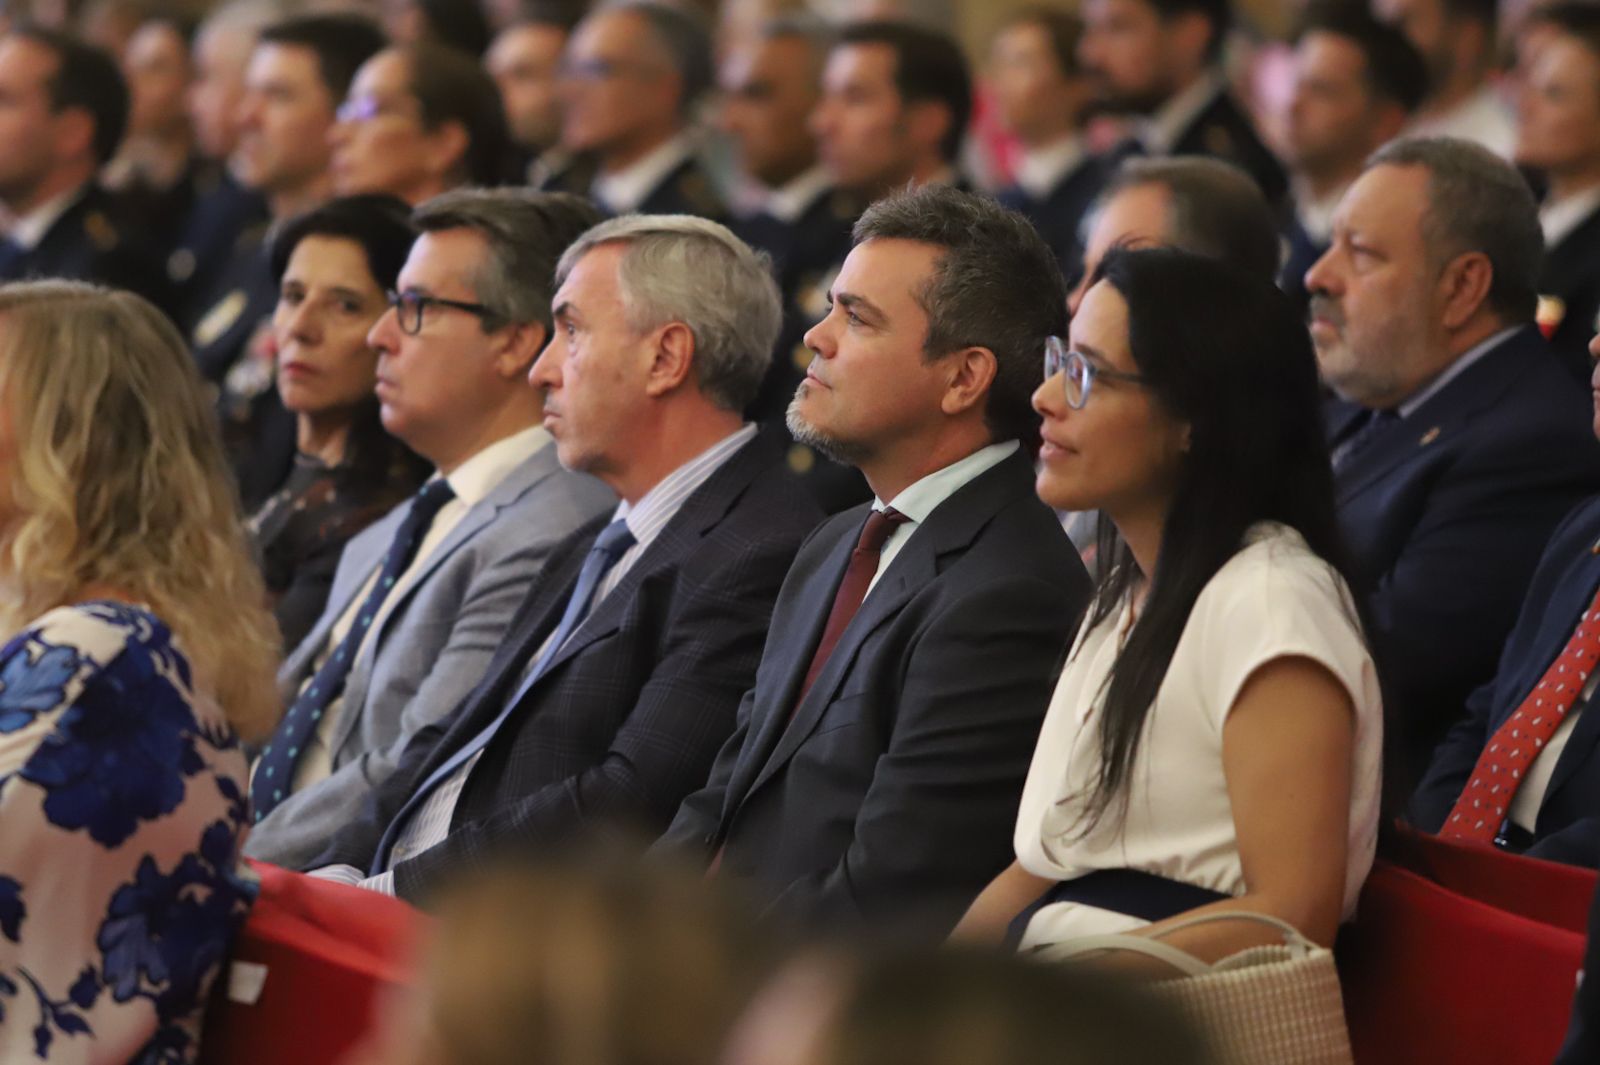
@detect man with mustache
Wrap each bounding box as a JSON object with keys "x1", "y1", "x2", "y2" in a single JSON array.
[{"x1": 1304, "y1": 135, "x2": 1600, "y2": 775}]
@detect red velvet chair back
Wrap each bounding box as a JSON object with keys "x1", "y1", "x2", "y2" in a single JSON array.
[{"x1": 1389, "y1": 824, "x2": 1598, "y2": 933}]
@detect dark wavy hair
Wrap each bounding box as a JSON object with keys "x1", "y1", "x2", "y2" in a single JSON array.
[{"x1": 1074, "y1": 246, "x2": 1373, "y2": 832}]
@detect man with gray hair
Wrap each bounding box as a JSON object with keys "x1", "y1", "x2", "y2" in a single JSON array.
[
  {"x1": 1305, "y1": 136, "x2": 1600, "y2": 772},
  {"x1": 658, "y1": 184, "x2": 1090, "y2": 940},
  {"x1": 245, "y1": 188, "x2": 619, "y2": 870},
  {"x1": 301, "y1": 213, "x2": 823, "y2": 903}
]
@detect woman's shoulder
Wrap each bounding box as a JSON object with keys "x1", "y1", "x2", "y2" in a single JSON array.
[
  {"x1": 5, "y1": 601, "x2": 177, "y2": 668},
  {"x1": 1195, "y1": 523, "x2": 1357, "y2": 627}
]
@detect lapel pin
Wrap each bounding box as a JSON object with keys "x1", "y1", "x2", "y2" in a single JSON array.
[{"x1": 1419, "y1": 426, "x2": 1441, "y2": 446}]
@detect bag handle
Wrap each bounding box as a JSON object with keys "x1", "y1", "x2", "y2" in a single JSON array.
[{"x1": 1041, "y1": 911, "x2": 1318, "y2": 974}]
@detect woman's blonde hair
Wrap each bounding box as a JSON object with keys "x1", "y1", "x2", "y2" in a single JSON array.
[{"x1": 0, "y1": 281, "x2": 280, "y2": 741}]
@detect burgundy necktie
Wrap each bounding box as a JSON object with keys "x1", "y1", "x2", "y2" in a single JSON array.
[
  {"x1": 1441, "y1": 581, "x2": 1600, "y2": 844},
  {"x1": 794, "y1": 507, "x2": 910, "y2": 709}
]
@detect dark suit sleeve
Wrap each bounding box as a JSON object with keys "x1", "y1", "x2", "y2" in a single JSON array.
[
  {"x1": 269, "y1": 540, "x2": 344, "y2": 655},
  {"x1": 763, "y1": 573, "x2": 1074, "y2": 937},
  {"x1": 1525, "y1": 819, "x2": 1600, "y2": 866},
  {"x1": 388, "y1": 531, "x2": 796, "y2": 902},
  {"x1": 654, "y1": 684, "x2": 758, "y2": 861}
]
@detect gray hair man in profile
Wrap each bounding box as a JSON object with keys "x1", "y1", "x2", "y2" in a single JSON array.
[
  {"x1": 301, "y1": 213, "x2": 823, "y2": 903},
  {"x1": 1306, "y1": 135, "x2": 1600, "y2": 771}
]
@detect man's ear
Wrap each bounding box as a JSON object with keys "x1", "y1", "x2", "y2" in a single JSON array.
[
  {"x1": 938, "y1": 345, "x2": 998, "y2": 418},
  {"x1": 1437, "y1": 251, "x2": 1494, "y2": 332},
  {"x1": 426, "y1": 120, "x2": 471, "y2": 183},
  {"x1": 643, "y1": 321, "x2": 696, "y2": 397},
  {"x1": 905, "y1": 99, "x2": 954, "y2": 162},
  {"x1": 494, "y1": 320, "x2": 549, "y2": 378},
  {"x1": 54, "y1": 106, "x2": 95, "y2": 166},
  {"x1": 1164, "y1": 10, "x2": 1215, "y2": 73}
]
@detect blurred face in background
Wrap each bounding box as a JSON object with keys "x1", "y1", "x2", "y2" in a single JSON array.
[
  {"x1": 486, "y1": 21, "x2": 567, "y2": 153},
  {"x1": 0, "y1": 36, "x2": 68, "y2": 208},
  {"x1": 988, "y1": 19, "x2": 1090, "y2": 145},
  {"x1": 718, "y1": 33, "x2": 822, "y2": 188},
  {"x1": 189, "y1": 20, "x2": 256, "y2": 161},
  {"x1": 809, "y1": 42, "x2": 920, "y2": 194},
  {"x1": 329, "y1": 50, "x2": 462, "y2": 203},
  {"x1": 1284, "y1": 31, "x2": 1401, "y2": 182},
  {"x1": 1515, "y1": 33, "x2": 1600, "y2": 180},
  {"x1": 559, "y1": 9, "x2": 681, "y2": 160},
  {"x1": 233, "y1": 41, "x2": 338, "y2": 197},
  {"x1": 1067, "y1": 181, "x2": 1171, "y2": 314},
  {"x1": 124, "y1": 20, "x2": 191, "y2": 140},
  {"x1": 1079, "y1": 0, "x2": 1204, "y2": 113},
  {"x1": 273, "y1": 235, "x2": 388, "y2": 420}
]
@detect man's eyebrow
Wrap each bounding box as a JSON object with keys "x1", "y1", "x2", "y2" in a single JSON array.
[
  {"x1": 1075, "y1": 341, "x2": 1112, "y2": 365},
  {"x1": 552, "y1": 300, "x2": 578, "y2": 320},
  {"x1": 834, "y1": 290, "x2": 885, "y2": 323}
]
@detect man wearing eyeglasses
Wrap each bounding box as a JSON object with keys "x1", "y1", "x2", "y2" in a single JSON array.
[
  {"x1": 243, "y1": 188, "x2": 617, "y2": 871},
  {"x1": 553, "y1": 1, "x2": 727, "y2": 220},
  {"x1": 655, "y1": 185, "x2": 1089, "y2": 941}
]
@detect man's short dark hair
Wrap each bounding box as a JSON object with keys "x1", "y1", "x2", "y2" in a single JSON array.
[
  {"x1": 258, "y1": 13, "x2": 386, "y2": 103},
  {"x1": 836, "y1": 21, "x2": 973, "y2": 164},
  {"x1": 1142, "y1": 0, "x2": 1230, "y2": 62},
  {"x1": 507, "y1": 0, "x2": 584, "y2": 32},
  {"x1": 612, "y1": 1, "x2": 714, "y2": 116},
  {"x1": 1100, "y1": 156, "x2": 1282, "y2": 283},
  {"x1": 406, "y1": 43, "x2": 512, "y2": 187},
  {"x1": 412, "y1": 0, "x2": 492, "y2": 56},
  {"x1": 852, "y1": 185, "x2": 1068, "y2": 452},
  {"x1": 1298, "y1": 4, "x2": 1428, "y2": 113},
  {"x1": 998, "y1": 6, "x2": 1082, "y2": 78},
  {"x1": 12, "y1": 26, "x2": 128, "y2": 165},
  {"x1": 1366, "y1": 136, "x2": 1543, "y2": 324}
]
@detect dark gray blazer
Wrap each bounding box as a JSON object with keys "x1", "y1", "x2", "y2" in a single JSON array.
[
  {"x1": 304, "y1": 433, "x2": 823, "y2": 902},
  {"x1": 658, "y1": 449, "x2": 1091, "y2": 940},
  {"x1": 244, "y1": 441, "x2": 615, "y2": 868}
]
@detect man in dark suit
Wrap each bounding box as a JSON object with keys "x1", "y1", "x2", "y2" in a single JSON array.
[
  {"x1": 1516, "y1": 4, "x2": 1600, "y2": 384},
  {"x1": 657, "y1": 185, "x2": 1091, "y2": 941},
  {"x1": 302, "y1": 214, "x2": 821, "y2": 903},
  {"x1": 556, "y1": 2, "x2": 726, "y2": 220},
  {"x1": 989, "y1": 8, "x2": 1101, "y2": 277},
  {"x1": 1305, "y1": 136, "x2": 1600, "y2": 775},
  {"x1": 1279, "y1": 8, "x2": 1425, "y2": 313},
  {"x1": 1079, "y1": 0, "x2": 1287, "y2": 206},
  {"x1": 0, "y1": 28, "x2": 167, "y2": 309},
  {"x1": 188, "y1": 13, "x2": 385, "y2": 509}
]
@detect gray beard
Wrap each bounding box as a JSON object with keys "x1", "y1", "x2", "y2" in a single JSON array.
[{"x1": 785, "y1": 383, "x2": 869, "y2": 466}]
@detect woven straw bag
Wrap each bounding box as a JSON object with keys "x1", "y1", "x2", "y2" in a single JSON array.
[{"x1": 1041, "y1": 912, "x2": 1354, "y2": 1065}]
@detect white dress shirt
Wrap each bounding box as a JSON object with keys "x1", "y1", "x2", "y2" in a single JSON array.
[
  {"x1": 591, "y1": 132, "x2": 696, "y2": 214},
  {"x1": 1542, "y1": 185, "x2": 1600, "y2": 249},
  {"x1": 7, "y1": 183, "x2": 87, "y2": 249},
  {"x1": 1408, "y1": 84, "x2": 1516, "y2": 160},
  {"x1": 867, "y1": 441, "x2": 1019, "y2": 594},
  {"x1": 764, "y1": 165, "x2": 832, "y2": 225},
  {"x1": 1015, "y1": 136, "x2": 1088, "y2": 202}
]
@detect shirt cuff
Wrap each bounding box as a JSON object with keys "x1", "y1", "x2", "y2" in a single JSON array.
[
  {"x1": 306, "y1": 864, "x2": 364, "y2": 887},
  {"x1": 359, "y1": 869, "x2": 397, "y2": 897}
]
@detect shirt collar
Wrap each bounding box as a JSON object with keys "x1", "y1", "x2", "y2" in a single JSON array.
[
  {"x1": 613, "y1": 424, "x2": 757, "y2": 548},
  {"x1": 1016, "y1": 135, "x2": 1088, "y2": 201},
  {"x1": 1141, "y1": 71, "x2": 1227, "y2": 155},
  {"x1": 591, "y1": 132, "x2": 696, "y2": 214},
  {"x1": 764, "y1": 165, "x2": 832, "y2": 224},
  {"x1": 1542, "y1": 184, "x2": 1600, "y2": 248},
  {"x1": 1397, "y1": 325, "x2": 1520, "y2": 419},
  {"x1": 8, "y1": 183, "x2": 87, "y2": 250},
  {"x1": 441, "y1": 425, "x2": 551, "y2": 508},
  {"x1": 1295, "y1": 182, "x2": 1349, "y2": 244},
  {"x1": 875, "y1": 440, "x2": 1019, "y2": 525}
]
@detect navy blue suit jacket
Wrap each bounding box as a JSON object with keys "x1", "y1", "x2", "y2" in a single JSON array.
[
  {"x1": 996, "y1": 156, "x2": 1105, "y2": 280},
  {"x1": 1331, "y1": 325, "x2": 1600, "y2": 775},
  {"x1": 1411, "y1": 495, "x2": 1600, "y2": 866}
]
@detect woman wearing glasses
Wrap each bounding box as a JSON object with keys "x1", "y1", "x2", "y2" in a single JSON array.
[
  {"x1": 953, "y1": 247, "x2": 1384, "y2": 970},
  {"x1": 250, "y1": 194, "x2": 430, "y2": 651}
]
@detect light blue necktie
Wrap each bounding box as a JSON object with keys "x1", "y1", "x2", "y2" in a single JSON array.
[{"x1": 368, "y1": 518, "x2": 636, "y2": 874}]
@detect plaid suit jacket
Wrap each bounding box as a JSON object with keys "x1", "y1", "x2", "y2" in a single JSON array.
[{"x1": 305, "y1": 434, "x2": 822, "y2": 902}]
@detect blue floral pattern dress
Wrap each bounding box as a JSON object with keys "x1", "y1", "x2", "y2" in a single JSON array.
[{"x1": 0, "y1": 602, "x2": 254, "y2": 1064}]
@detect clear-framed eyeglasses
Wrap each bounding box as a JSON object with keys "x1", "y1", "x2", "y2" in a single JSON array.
[{"x1": 1043, "y1": 335, "x2": 1149, "y2": 410}]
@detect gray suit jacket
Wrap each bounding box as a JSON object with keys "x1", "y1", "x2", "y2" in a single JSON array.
[{"x1": 243, "y1": 441, "x2": 615, "y2": 868}]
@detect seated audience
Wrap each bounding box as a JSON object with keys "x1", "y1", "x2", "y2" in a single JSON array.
[
  {"x1": 193, "y1": 13, "x2": 387, "y2": 509},
  {"x1": 243, "y1": 189, "x2": 616, "y2": 869},
  {"x1": 340, "y1": 856, "x2": 777, "y2": 1065},
  {"x1": 556, "y1": 2, "x2": 727, "y2": 219},
  {"x1": 989, "y1": 7, "x2": 1100, "y2": 275},
  {"x1": 383, "y1": 0, "x2": 493, "y2": 58},
  {"x1": 1078, "y1": 0, "x2": 1287, "y2": 204},
  {"x1": 953, "y1": 248, "x2": 1381, "y2": 977},
  {"x1": 1377, "y1": 0, "x2": 1515, "y2": 157},
  {"x1": 0, "y1": 282, "x2": 278, "y2": 1062},
  {"x1": 247, "y1": 194, "x2": 431, "y2": 651},
  {"x1": 299, "y1": 214, "x2": 821, "y2": 901},
  {"x1": 485, "y1": 6, "x2": 575, "y2": 184},
  {"x1": 1410, "y1": 327, "x2": 1600, "y2": 865},
  {"x1": 721, "y1": 947, "x2": 1212, "y2": 1065},
  {"x1": 1280, "y1": 6, "x2": 1426, "y2": 311},
  {"x1": 657, "y1": 186, "x2": 1090, "y2": 940},
  {"x1": 107, "y1": 14, "x2": 200, "y2": 255},
  {"x1": 0, "y1": 26, "x2": 168, "y2": 310},
  {"x1": 1515, "y1": 2, "x2": 1600, "y2": 383},
  {"x1": 1306, "y1": 136, "x2": 1600, "y2": 775},
  {"x1": 330, "y1": 42, "x2": 511, "y2": 205}
]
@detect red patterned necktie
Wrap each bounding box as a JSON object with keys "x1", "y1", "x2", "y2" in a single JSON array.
[{"x1": 1441, "y1": 581, "x2": 1600, "y2": 844}]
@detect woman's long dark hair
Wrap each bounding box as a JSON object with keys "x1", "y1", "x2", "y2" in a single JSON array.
[{"x1": 1073, "y1": 246, "x2": 1372, "y2": 833}]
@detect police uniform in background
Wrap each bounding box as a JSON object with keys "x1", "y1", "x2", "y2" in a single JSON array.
[
  {"x1": 189, "y1": 219, "x2": 295, "y2": 511},
  {"x1": 0, "y1": 182, "x2": 173, "y2": 314},
  {"x1": 168, "y1": 162, "x2": 269, "y2": 328},
  {"x1": 588, "y1": 134, "x2": 729, "y2": 222},
  {"x1": 1536, "y1": 190, "x2": 1600, "y2": 386},
  {"x1": 736, "y1": 174, "x2": 870, "y2": 514},
  {"x1": 996, "y1": 140, "x2": 1104, "y2": 281}
]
